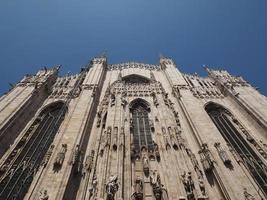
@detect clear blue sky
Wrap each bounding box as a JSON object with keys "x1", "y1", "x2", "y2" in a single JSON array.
[{"x1": 0, "y1": 0, "x2": 267, "y2": 95}]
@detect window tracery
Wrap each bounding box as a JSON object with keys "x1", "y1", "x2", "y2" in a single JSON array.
[
  {"x1": 130, "y1": 99, "x2": 153, "y2": 152},
  {"x1": 206, "y1": 102, "x2": 267, "y2": 196}
]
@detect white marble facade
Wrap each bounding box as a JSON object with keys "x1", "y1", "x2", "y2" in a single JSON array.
[{"x1": 0, "y1": 57, "x2": 266, "y2": 200}]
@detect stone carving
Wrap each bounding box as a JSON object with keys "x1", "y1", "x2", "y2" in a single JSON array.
[
  {"x1": 163, "y1": 134, "x2": 171, "y2": 150},
  {"x1": 172, "y1": 86, "x2": 181, "y2": 99},
  {"x1": 198, "y1": 144, "x2": 214, "y2": 172},
  {"x1": 149, "y1": 120, "x2": 155, "y2": 132},
  {"x1": 104, "y1": 130, "x2": 111, "y2": 148},
  {"x1": 186, "y1": 149, "x2": 208, "y2": 198},
  {"x1": 163, "y1": 93, "x2": 169, "y2": 106},
  {"x1": 150, "y1": 171, "x2": 164, "y2": 200},
  {"x1": 243, "y1": 188, "x2": 255, "y2": 200},
  {"x1": 89, "y1": 176, "x2": 98, "y2": 199},
  {"x1": 152, "y1": 92, "x2": 159, "y2": 107},
  {"x1": 71, "y1": 145, "x2": 83, "y2": 174},
  {"x1": 154, "y1": 143, "x2": 160, "y2": 161},
  {"x1": 39, "y1": 189, "x2": 49, "y2": 200},
  {"x1": 84, "y1": 151, "x2": 95, "y2": 172},
  {"x1": 91, "y1": 57, "x2": 106, "y2": 65},
  {"x1": 198, "y1": 178, "x2": 206, "y2": 196},
  {"x1": 131, "y1": 177, "x2": 143, "y2": 200},
  {"x1": 214, "y1": 142, "x2": 231, "y2": 165},
  {"x1": 183, "y1": 74, "x2": 224, "y2": 99},
  {"x1": 105, "y1": 175, "x2": 119, "y2": 200},
  {"x1": 110, "y1": 92, "x2": 116, "y2": 107},
  {"x1": 108, "y1": 62, "x2": 160, "y2": 71},
  {"x1": 231, "y1": 116, "x2": 267, "y2": 160},
  {"x1": 111, "y1": 80, "x2": 163, "y2": 98},
  {"x1": 54, "y1": 144, "x2": 67, "y2": 168},
  {"x1": 96, "y1": 111, "x2": 102, "y2": 128},
  {"x1": 112, "y1": 127, "x2": 118, "y2": 151},
  {"x1": 121, "y1": 91, "x2": 127, "y2": 107},
  {"x1": 181, "y1": 172, "x2": 195, "y2": 199},
  {"x1": 143, "y1": 155, "x2": 149, "y2": 175},
  {"x1": 175, "y1": 130, "x2": 185, "y2": 148}
]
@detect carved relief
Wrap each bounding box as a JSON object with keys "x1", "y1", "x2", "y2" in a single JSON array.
[
  {"x1": 231, "y1": 116, "x2": 267, "y2": 160},
  {"x1": 108, "y1": 62, "x2": 160, "y2": 71},
  {"x1": 183, "y1": 74, "x2": 224, "y2": 99},
  {"x1": 121, "y1": 91, "x2": 127, "y2": 108},
  {"x1": 84, "y1": 150, "x2": 95, "y2": 172},
  {"x1": 214, "y1": 142, "x2": 231, "y2": 165},
  {"x1": 142, "y1": 154, "x2": 150, "y2": 175},
  {"x1": 131, "y1": 177, "x2": 143, "y2": 200},
  {"x1": 150, "y1": 171, "x2": 164, "y2": 200},
  {"x1": 39, "y1": 189, "x2": 49, "y2": 200},
  {"x1": 181, "y1": 171, "x2": 195, "y2": 200},
  {"x1": 110, "y1": 92, "x2": 116, "y2": 107},
  {"x1": 53, "y1": 144, "x2": 67, "y2": 169},
  {"x1": 49, "y1": 74, "x2": 83, "y2": 99},
  {"x1": 105, "y1": 175, "x2": 119, "y2": 200},
  {"x1": 89, "y1": 176, "x2": 98, "y2": 199},
  {"x1": 198, "y1": 144, "x2": 214, "y2": 172}
]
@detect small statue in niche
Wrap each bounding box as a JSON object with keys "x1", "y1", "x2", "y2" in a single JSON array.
[
  {"x1": 39, "y1": 189, "x2": 49, "y2": 200},
  {"x1": 54, "y1": 144, "x2": 67, "y2": 169},
  {"x1": 151, "y1": 92, "x2": 159, "y2": 107},
  {"x1": 70, "y1": 144, "x2": 80, "y2": 165},
  {"x1": 163, "y1": 134, "x2": 171, "y2": 150},
  {"x1": 96, "y1": 117, "x2": 101, "y2": 128},
  {"x1": 143, "y1": 155, "x2": 149, "y2": 175},
  {"x1": 153, "y1": 143, "x2": 160, "y2": 161},
  {"x1": 84, "y1": 151, "x2": 94, "y2": 172},
  {"x1": 133, "y1": 177, "x2": 143, "y2": 200},
  {"x1": 130, "y1": 118, "x2": 133, "y2": 128},
  {"x1": 181, "y1": 172, "x2": 195, "y2": 199},
  {"x1": 198, "y1": 178, "x2": 206, "y2": 196},
  {"x1": 89, "y1": 176, "x2": 98, "y2": 199},
  {"x1": 110, "y1": 92, "x2": 116, "y2": 107},
  {"x1": 214, "y1": 142, "x2": 231, "y2": 165},
  {"x1": 164, "y1": 92, "x2": 168, "y2": 99},
  {"x1": 198, "y1": 143, "x2": 214, "y2": 172},
  {"x1": 121, "y1": 91, "x2": 127, "y2": 107},
  {"x1": 106, "y1": 129, "x2": 112, "y2": 146},
  {"x1": 97, "y1": 109, "x2": 102, "y2": 118},
  {"x1": 105, "y1": 175, "x2": 119, "y2": 200},
  {"x1": 150, "y1": 171, "x2": 163, "y2": 200},
  {"x1": 149, "y1": 120, "x2": 155, "y2": 132},
  {"x1": 131, "y1": 177, "x2": 143, "y2": 200}
]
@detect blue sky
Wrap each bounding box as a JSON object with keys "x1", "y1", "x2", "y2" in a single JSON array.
[{"x1": 0, "y1": 0, "x2": 267, "y2": 95}]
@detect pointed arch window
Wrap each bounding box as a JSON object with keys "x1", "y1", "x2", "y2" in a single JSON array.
[
  {"x1": 0, "y1": 101, "x2": 67, "y2": 199},
  {"x1": 205, "y1": 102, "x2": 267, "y2": 196},
  {"x1": 130, "y1": 99, "x2": 153, "y2": 152}
]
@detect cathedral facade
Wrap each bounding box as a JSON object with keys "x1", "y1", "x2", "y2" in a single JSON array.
[{"x1": 0, "y1": 56, "x2": 267, "y2": 200}]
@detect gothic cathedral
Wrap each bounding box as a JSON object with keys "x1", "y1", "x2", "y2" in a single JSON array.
[{"x1": 0, "y1": 56, "x2": 267, "y2": 200}]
